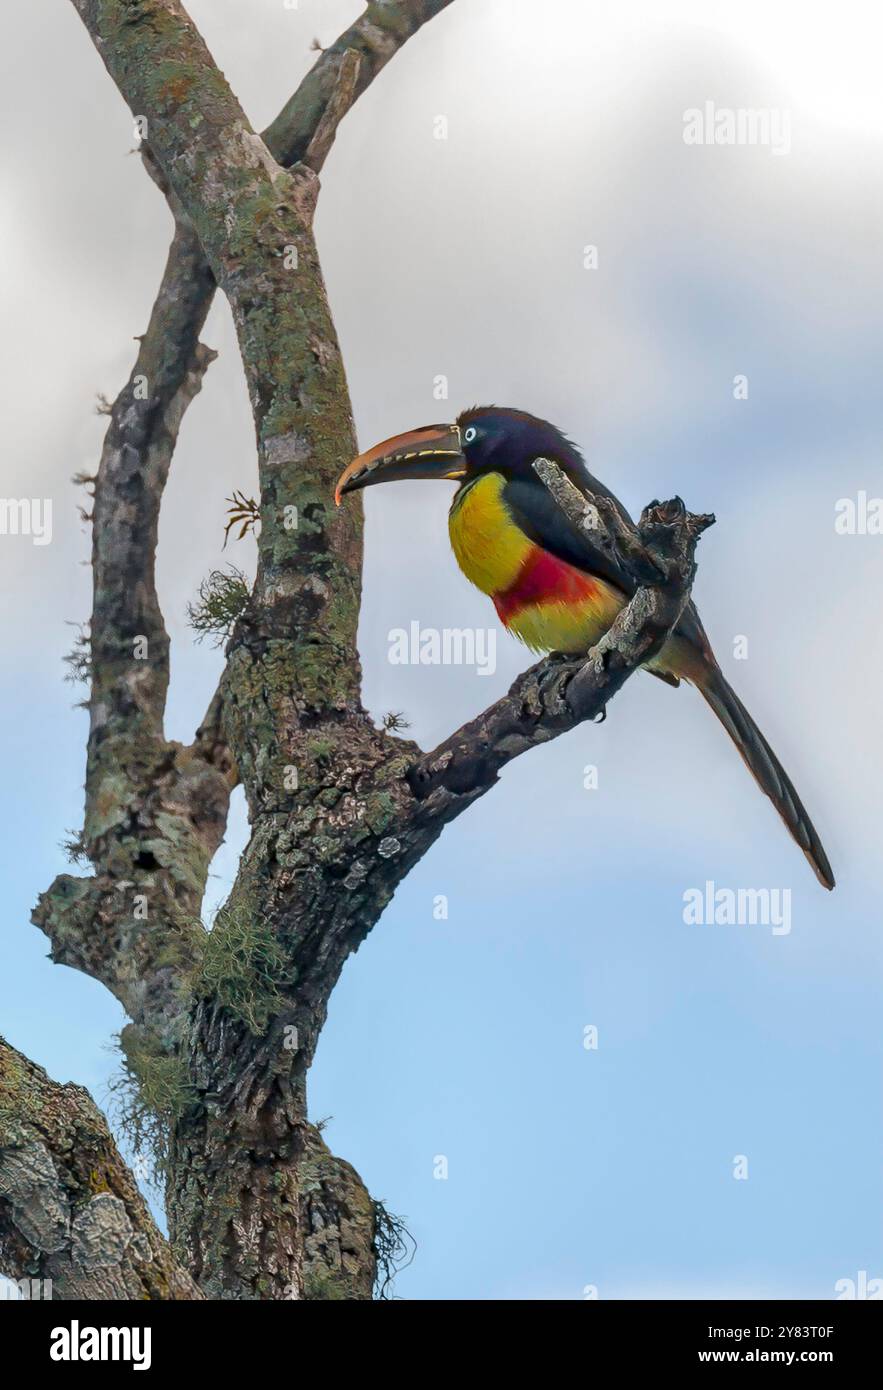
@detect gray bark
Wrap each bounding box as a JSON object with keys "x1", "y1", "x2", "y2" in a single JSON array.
[{"x1": 0, "y1": 1036, "x2": 199, "y2": 1299}]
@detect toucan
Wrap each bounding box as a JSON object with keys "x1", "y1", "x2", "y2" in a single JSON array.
[{"x1": 334, "y1": 405, "x2": 834, "y2": 889}]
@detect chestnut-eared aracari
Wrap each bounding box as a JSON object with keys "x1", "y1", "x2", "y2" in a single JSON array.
[{"x1": 335, "y1": 405, "x2": 834, "y2": 890}]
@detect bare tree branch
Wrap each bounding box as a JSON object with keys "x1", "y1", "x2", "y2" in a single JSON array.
[
  {"x1": 40, "y1": 0, "x2": 449, "y2": 1034},
  {"x1": 88, "y1": 223, "x2": 214, "y2": 736},
  {"x1": 61, "y1": 0, "x2": 455, "y2": 819},
  {"x1": 32, "y1": 222, "x2": 233, "y2": 1041},
  {"x1": 70, "y1": 0, "x2": 453, "y2": 792},
  {"x1": 0, "y1": 1037, "x2": 200, "y2": 1300},
  {"x1": 266, "y1": 0, "x2": 456, "y2": 172},
  {"x1": 303, "y1": 47, "x2": 364, "y2": 173}
]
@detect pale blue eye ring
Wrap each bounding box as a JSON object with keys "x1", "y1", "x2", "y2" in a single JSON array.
[{"x1": 463, "y1": 426, "x2": 477, "y2": 443}]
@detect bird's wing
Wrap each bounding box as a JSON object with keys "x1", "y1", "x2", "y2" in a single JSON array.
[
  {"x1": 501, "y1": 467, "x2": 638, "y2": 595},
  {"x1": 503, "y1": 463, "x2": 717, "y2": 669}
]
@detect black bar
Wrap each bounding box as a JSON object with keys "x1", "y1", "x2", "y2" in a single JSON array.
[{"x1": 5, "y1": 1297, "x2": 879, "y2": 1376}]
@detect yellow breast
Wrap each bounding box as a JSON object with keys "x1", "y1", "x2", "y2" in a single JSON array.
[
  {"x1": 447, "y1": 471, "x2": 624, "y2": 653},
  {"x1": 448, "y1": 473, "x2": 531, "y2": 595}
]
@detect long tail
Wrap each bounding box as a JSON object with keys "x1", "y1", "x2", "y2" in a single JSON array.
[{"x1": 696, "y1": 666, "x2": 835, "y2": 890}]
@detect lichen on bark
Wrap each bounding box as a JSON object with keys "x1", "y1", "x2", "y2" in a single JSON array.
[{"x1": 0, "y1": 1036, "x2": 200, "y2": 1299}]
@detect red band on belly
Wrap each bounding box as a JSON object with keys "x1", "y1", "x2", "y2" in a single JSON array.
[{"x1": 494, "y1": 546, "x2": 598, "y2": 624}]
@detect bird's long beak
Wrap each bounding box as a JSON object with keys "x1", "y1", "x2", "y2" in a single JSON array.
[{"x1": 334, "y1": 424, "x2": 466, "y2": 505}]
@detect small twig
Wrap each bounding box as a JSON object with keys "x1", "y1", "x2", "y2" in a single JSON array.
[
  {"x1": 382, "y1": 711, "x2": 412, "y2": 733},
  {"x1": 223, "y1": 491, "x2": 261, "y2": 547}
]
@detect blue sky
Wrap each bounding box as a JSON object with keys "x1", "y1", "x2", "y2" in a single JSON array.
[{"x1": 1, "y1": 0, "x2": 881, "y2": 1298}]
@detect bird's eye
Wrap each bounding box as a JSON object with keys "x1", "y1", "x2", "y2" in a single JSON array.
[{"x1": 463, "y1": 426, "x2": 477, "y2": 444}]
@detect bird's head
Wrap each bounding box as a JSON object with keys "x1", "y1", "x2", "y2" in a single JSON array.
[{"x1": 334, "y1": 405, "x2": 585, "y2": 503}]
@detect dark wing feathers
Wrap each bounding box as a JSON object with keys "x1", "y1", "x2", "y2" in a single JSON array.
[
  {"x1": 503, "y1": 459, "x2": 715, "y2": 666},
  {"x1": 501, "y1": 468, "x2": 636, "y2": 595}
]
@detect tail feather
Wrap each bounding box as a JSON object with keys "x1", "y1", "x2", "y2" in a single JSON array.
[{"x1": 697, "y1": 667, "x2": 835, "y2": 890}]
